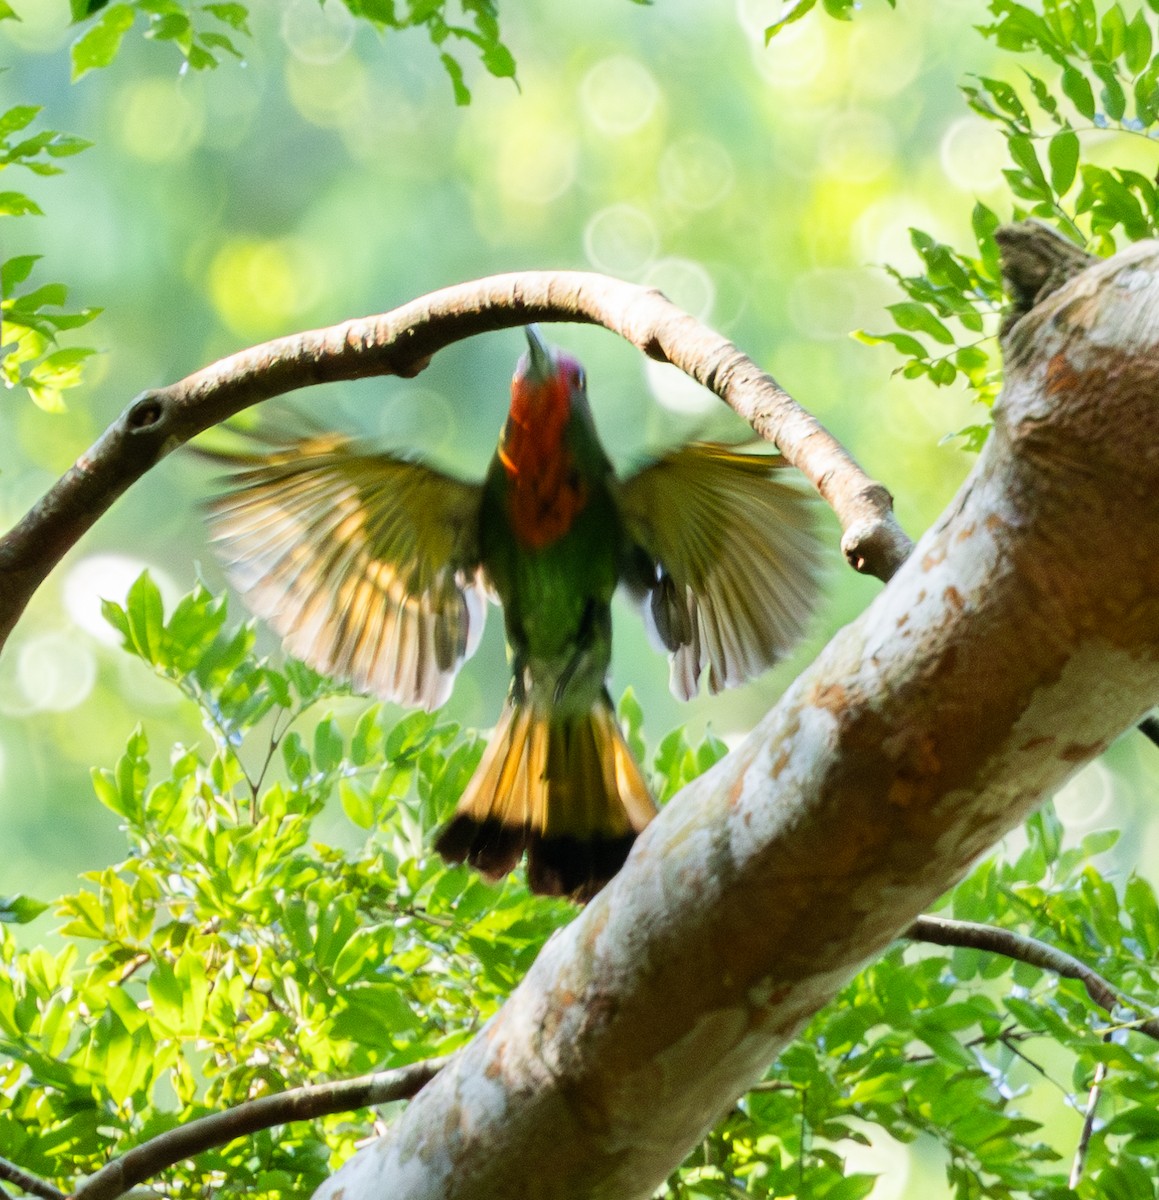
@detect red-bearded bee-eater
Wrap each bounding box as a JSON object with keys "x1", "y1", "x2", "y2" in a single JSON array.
[{"x1": 206, "y1": 326, "x2": 824, "y2": 900}]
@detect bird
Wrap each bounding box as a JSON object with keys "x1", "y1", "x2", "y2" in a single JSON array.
[{"x1": 204, "y1": 326, "x2": 824, "y2": 899}]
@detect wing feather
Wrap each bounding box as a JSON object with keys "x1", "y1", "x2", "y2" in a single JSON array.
[
  {"x1": 619, "y1": 442, "x2": 825, "y2": 701},
  {"x1": 205, "y1": 433, "x2": 486, "y2": 710}
]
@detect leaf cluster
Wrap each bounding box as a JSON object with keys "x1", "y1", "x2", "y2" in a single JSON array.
[
  {"x1": 766, "y1": 0, "x2": 898, "y2": 41},
  {"x1": 2, "y1": 577, "x2": 1158, "y2": 1198},
  {"x1": 65, "y1": 0, "x2": 516, "y2": 103},
  {"x1": 856, "y1": 0, "x2": 1159, "y2": 448},
  {"x1": 0, "y1": 103, "x2": 101, "y2": 412}
]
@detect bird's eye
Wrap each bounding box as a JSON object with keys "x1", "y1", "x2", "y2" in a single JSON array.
[{"x1": 573, "y1": 366, "x2": 586, "y2": 389}]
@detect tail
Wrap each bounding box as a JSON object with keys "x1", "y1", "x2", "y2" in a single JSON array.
[{"x1": 434, "y1": 697, "x2": 657, "y2": 900}]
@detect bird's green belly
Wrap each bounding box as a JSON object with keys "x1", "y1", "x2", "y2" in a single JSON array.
[{"x1": 483, "y1": 497, "x2": 621, "y2": 708}]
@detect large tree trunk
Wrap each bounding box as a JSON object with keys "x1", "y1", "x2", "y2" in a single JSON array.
[{"x1": 313, "y1": 238, "x2": 1159, "y2": 1199}]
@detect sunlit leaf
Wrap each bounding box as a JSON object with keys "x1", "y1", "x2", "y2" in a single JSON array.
[{"x1": 71, "y1": 3, "x2": 135, "y2": 79}]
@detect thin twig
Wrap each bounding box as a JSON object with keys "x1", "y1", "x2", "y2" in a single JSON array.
[
  {"x1": 0, "y1": 271, "x2": 911, "y2": 657},
  {"x1": 0, "y1": 1156, "x2": 65, "y2": 1200},
  {"x1": 72, "y1": 1056, "x2": 450, "y2": 1200},
  {"x1": 1069, "y1": 1036, "x2": 1110, "y2": 1188},
  {"x1": 998, "y1": 1033, "x2": 1067, "y2": 1095},
  {"x1": 115, "y1": 952, "x2": 151, "y2": 986},
  {"x1": 908, "y1": 915, "x2": 1159, "y2": 1041}
]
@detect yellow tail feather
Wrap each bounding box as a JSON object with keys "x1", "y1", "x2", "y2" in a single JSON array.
[{"x1": 434, "y1": 698, "x2": 656, "y2": 900}]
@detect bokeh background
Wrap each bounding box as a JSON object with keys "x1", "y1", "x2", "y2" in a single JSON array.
[{"x1": 1, "y1": 3, "x2": 1156, "y2": 1193}]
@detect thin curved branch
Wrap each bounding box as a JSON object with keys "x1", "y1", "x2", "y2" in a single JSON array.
[
  {"x1": 71, "y1": 1057, "x2": 449, "y2": 1200},
  {"x1": 908, "y1": 915, "x2": 1159, "y2": 1041},
  {"x1": 0, "y1": 271, "x2": 910, "y2": 655},
  {"x1": 1069, "y1": 1036, "x2": 1110, "y2": 1188},
  {"x1": 0, "y1": 1156, "x2": 65, "y2": 1200}
]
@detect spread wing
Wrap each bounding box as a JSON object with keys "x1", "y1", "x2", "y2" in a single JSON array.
[
  {"x1": 619, "y1": 442, "x2": 825, "y2": 701},
  {"x1": 205, "y1": 433, "x2": 486, "y2": 711}
]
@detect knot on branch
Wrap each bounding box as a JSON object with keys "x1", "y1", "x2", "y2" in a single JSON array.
[
  {"x1": 838, "y1": 485, "x2": 909, "y2": 580},
  {"x1": 996, "y1": 220, "x2": 1095, "y2": 340},
  {"x1": 126, "y1": 392, "x2": 165, "y2": 431}
]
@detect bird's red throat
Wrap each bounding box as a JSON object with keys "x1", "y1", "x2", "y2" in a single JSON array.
[{"x1": 499, "y1": 374, "x2": 588, "y2": 550}]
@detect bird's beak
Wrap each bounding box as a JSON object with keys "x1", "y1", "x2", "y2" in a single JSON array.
[{"x1": 524, "y1": 325, "x2": 555, "y2": 383}]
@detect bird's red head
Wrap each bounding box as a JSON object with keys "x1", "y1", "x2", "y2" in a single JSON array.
[
  {"x1": 499, "y1": 326, "x2": 591, "y2": 548},
  {"x1": 502, "y1": 326, "x2": 587, "y2": 469},
  {"x1": 509, "y1": 325, "x2": 586, "y2": 429}
]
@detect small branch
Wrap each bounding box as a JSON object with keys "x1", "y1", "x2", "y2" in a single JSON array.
[
  {"x1": 1069, "y1": 1037, "x2": 1110, "y2": 1189},
  {"x1": 115, "y1": 952, "x2": 150, "y2": 986},
  {"x1": 0, "y1": 1156, "x2": 65, "y2": 1200},
  {"x1": 908, "y1": 915, "x2": 1159, "y2": 1041},
  {"x1": 0, "y1": 271, "x2": 910, "y2": 656},
  {"x1": 72, "y1": 1057, "x2": 449, "y2": 1200},
  {"x1": 745, "y1": 1079, "x2": 796, "y2": 1094}
]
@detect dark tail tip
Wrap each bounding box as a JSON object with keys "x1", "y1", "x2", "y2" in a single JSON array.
[
  {"x1": 435, "y1": 819, "x2": 638, "y2": 901},
  {"x1": 527, "y1": 833, "x2": 637, "y2": 902},
  {"x1": 434, "y1": 816, "x2": 526, "y2": 882}
]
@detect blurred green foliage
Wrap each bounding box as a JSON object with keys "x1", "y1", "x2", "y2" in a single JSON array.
[
  {"x1": 0, "y1": 100, "x2": 100, "y2": 410},
  {"x1": 3, "y1": 2, "x2": 1159, "y2": 1198},
  {"x1": 768, "y1": 0, "x2": 898, "y2": 40},
  {"x1": 66, "y1": 0, "x2": 514, "y2": 99},
  {"x1": 859, "y1": 0, "x2": 1159, "y2": 448},
  {"x1": 2, "y1": 579, "x2": 1158, "y2": 1198}
]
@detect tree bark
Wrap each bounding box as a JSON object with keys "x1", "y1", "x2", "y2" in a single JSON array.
[{"x1": 313, "y1": 239, "x2": 1159, "y2": 1199}]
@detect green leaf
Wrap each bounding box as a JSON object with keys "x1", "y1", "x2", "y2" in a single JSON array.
[
  {"x1": 885, "y1": 301, "x2": 955, "y2": 344},
  {"x1": 618, "y1": 686, "x2": 646, "y2": 763},
  {"x1": 46, "y1": 134, "x2": 93, "y2": 158},
  {"x1": 481, "y1": 41, "x2": 516, "y2": 80},
  {"x1": 977, "y1": 75, "x2": 1030, "y2": 125},
  {"x1": 91, "y1": 766, "x2": 126, "y2": 817},
  {"x1": 955, "y1": 424, "x2": 998, "y2": 451},
  {"x1": 1022, "y1": 70, "x2": 1060, "y2": 119},
  {"x1": 0, "y1": 895, "x2": 48, "y2": 924},
  {"x1": 1061, "y1": 66, "x2": 1096, "y2": 118},
  {"x1": 1125, "y1": 874, "x2": 1159, "y2": 956},
  {"x1": 766, "y1": 0, "x2": 816, "y2": 40},
  {"x1": 1048, "y1": 129, "x2": 1079, "y2": 194},
  {"x1": 0, "y1": 191, "x2": 42, "y2": 216},
  {"x1": 204, "y1": 3, "x2": 251, "y2": 32},
  {"x1": 440, "y1": 52, "x2": 471, "y2": 105},
  {"x1": 125, "y1": 571, "x2": 166, "y2": 664},
  {"x1": 1100, "y1": 3, "x2": 1127, "y2": 61},
  {"x1": 1079, "y1": 827, "x2": 1120, "y2": 856},
  {"x1": 314, "y1": 717, "x2": 344, "y2": 774},
  {"x1": 14, "y1": 282, "x2": 68, "y2": 312},
  {"x1": 1006, "y1": 133, "x2": 1050, "y2": 193},
  {"x1": 820, "y1": 0, "x2": 858, "y2": 19},
  {"x1": 1093, "y1": 61, "x2": 1127, "y2": 121},
  {"x1": 282, "y1": 731, "x2": 311, "y2": 784},
  {"x1": 854, "y1": 329, "x2": 928, "y2": 358},
  {"x1": 70, "y1": 0, "x2": 111, "y2": 18},
  {"x1": 1124, "y1": 7, "x2": 1153, "y2": 75},
  {"x1": 1, "y1": 253, "x2": 40, "y2": 293},
  {"x1": 71, "y1": 4, "x2": 135, "y2": 79},
  {"x1": 149, "y1": 13, "x2": 192, "y2": 43},
  {"x1": 351, "y1": 703, "x2": 384, "y2": 767},
  {"x1": 0, "y1": 105, "x2": 41, "y2": 136},
  {"x1": 340, "y1": 779, "x2": 376, "y2": 830}
]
